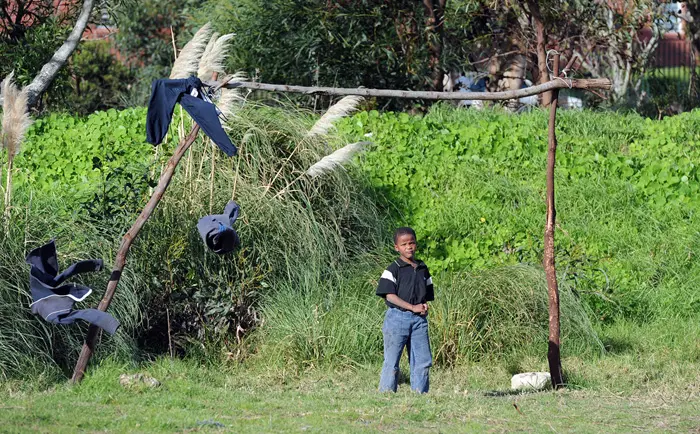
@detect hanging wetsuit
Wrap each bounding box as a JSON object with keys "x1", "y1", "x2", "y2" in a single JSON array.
[
  {"x1": 146, "y1": 76, "x2": 237, "y2": 157},
  {"x1": 26, "y1": 240, "x2": 120, "y2": 335},
  {"x1": 197, "y1": 201, "x2": 241, "y2": 254}
]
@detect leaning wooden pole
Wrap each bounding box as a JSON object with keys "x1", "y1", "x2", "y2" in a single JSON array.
[
  {"x1": 544, "y1": 54, "x2": 564, "y2": 389},
  {"x1": 71, "y1": 125, "x2": 200, "y2": 383}
]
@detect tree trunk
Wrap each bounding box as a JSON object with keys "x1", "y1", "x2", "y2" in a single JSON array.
[
  {"x1": 422, "y1": 0, "x2": 446, "y2": 91},
  {"x1": 71, "y1": 124, "x2": 201, "y2": 383},
  {"x1": 527, "y1": 0, "x2": 551, "y2": 106},
  {"x1": 24, "y1": 0, "x2": 95, "y2": 109},
  {"x1": 498, "y1": 55, "x2": 527, "y2": 111},
  {"x1": 690, "y1": 45, "x2": 698, "y2": 100},
  {"x1": 684, "y1": 2, "x2": 700, "y2": 100},
  {"x1": 544, "y1": 54, "x2": 564, "y2": 389}
]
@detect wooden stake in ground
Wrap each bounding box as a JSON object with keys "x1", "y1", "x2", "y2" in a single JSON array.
[
  {"x1": 544, "y1": 53, "x2": 564, "y2": 389},
  {"x1": 71, "y1": 125, "x2": 200, "y2": 383}
]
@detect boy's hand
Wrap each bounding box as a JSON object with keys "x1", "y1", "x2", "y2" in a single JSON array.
[{"x1": 412, "y1": 303, "x2": 429, "y2": 316}]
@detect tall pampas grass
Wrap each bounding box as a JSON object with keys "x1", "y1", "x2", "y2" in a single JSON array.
[
  {"x1": 170, "y1": 22, "x2": 212, "y2": 79},
  {"x1": 1, "y1": 72, "x2": 32, "y2": 221},
  {"x1": 218, "y1": 72, "x2": 248, "y2": 124},
  {"x1": 170, "y1": 22, "x2": 212, "y2": 179},
  {"x1": 307, "y1": 95, "x2": 364, "y2": 137},
  {"x1": 197, "y1": 33, "x2": 235, "y2": 79},
  {"x1": 266, "y1": 95, "x2": 364, "y2": 195},
  {"x1": 306, "y1": 141, "x2": 369, "y2": 178}
]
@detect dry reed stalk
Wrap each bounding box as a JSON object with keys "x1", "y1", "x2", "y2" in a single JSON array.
[
  {"x1": 231, "y1": 133, "x2": 250, "y2": 200},
  {"x1": 196, "y1": 137, "x2": 210, "y2": 193},
  {"x1": 170, "y1": 24, "x2": 213, "y2": 176},
  {"x1": 209, "y1": 140, "x2": 216, "y2": 213},
  {"x1": 1, "y1": 72, "x2": 32, "y2": 223}
]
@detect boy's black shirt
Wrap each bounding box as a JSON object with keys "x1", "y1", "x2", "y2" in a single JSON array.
[{"x1": 376, "y1": 258, "x2": 434, "y2": 310}]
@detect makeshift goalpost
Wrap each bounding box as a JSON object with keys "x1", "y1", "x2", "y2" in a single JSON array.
[{"x1": 71, "y1": 53, "x2": 611, "y2": 389}]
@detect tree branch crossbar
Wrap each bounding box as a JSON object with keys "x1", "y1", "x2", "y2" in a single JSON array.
[{"x1": 211, "y1": 78, "x2": 611, "y2": 101}]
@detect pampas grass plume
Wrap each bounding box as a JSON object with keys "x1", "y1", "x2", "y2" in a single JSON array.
[
  {"x1": 218, "y1": 72, "x2": 248, "y2": 123},
  {"x1": 306, "y1": 141, "x2": 370, "y2": 178},
  {"x1": 307, "y1": 95, "x2": 363, "y2": 137},
  {"x1": 198, "y1": 33, "x2": 235, "y2": 79},
  {"x1": 170, "y1": 22, "x2": 213, "y2": 79},
  {"x1": 1, "y1": 72, "x2": 32, "y2": 157}
]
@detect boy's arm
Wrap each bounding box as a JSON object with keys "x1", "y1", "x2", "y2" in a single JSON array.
[
  {"x1": 425, "y1": 268, "x2": 434, "y2": 302},
  {"x1": 376, "y1": 266, "x2": 398, "y2": 297},
  {"x1": 386, "y1": 294, "x2": 426, "y2": 315}
]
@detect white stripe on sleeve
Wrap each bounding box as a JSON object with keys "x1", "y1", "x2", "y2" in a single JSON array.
[
  {"x1": 426, "y1": 277, "x2": 433, "y2": 286},
  {"x1": 381, "y1": 270, "x2": 396, "y2": 284}
]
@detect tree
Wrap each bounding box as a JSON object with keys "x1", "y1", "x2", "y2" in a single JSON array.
[
  {"x1": 447, "y1": 0, "x2": 664, "y2": 104},
  {"x1": 23, "y1": 0, "x2": 96, "y2": 108},
  {"x1": 571, "y1": 1, "x2": 663, "y2": 102},
  {"x1": 423, "y1": 0, "x2": 447, "y2": 91},
  {"x1": 0, "y1": 1, "x2": 81, "y2": 108},
  {"x1": 112, "y1": 0, "x2": 206, "y2": 105},
  {"x1": 203, "y1": 0, "x2": 482, "y2": 107}
]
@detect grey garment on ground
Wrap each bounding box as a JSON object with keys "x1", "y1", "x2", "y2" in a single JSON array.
[
  {"x1": 197, "y1": 201, "x2": 241, "y2": 254},
  {"x1": 26, "y1": 240, "x2": 120, "y2": 335}
]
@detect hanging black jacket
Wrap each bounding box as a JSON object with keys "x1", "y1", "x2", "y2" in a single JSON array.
[
  {"x1": 146, "y1": 76, "x2": 237, "y2": 157},
  {"x1": 26, "y1": 240, "x2": 120, "y2": 335},
  {"x1": 197, "y1": 201, "x2": 241, "y2": 254}
]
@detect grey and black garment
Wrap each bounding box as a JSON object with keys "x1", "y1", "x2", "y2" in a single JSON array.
[
  {"x1": 197, "y1": 201, "x2": 241, "y2": 254},
  {"x1": 375, "y1": 258, "x2": 434, "y2": 311},
  {"x1": 26, "y1": 240, "x2": 120, "y2": 335}
]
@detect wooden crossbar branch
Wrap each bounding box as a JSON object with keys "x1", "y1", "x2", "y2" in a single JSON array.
[
  {"x1": 72, "y1": 66, "x2": 610, "y2": 384},
  {"x1": 215, "y1": 77, "x2": 610, "y2": 100}
]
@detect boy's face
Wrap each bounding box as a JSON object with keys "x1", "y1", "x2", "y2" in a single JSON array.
[{"x1": 394, "y1": 233, "x2": 417, "y2": 260}]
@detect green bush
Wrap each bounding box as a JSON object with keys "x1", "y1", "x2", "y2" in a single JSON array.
[
  {"x1": 64, "y1": 41, "x2": 135, "y2": 115},
  {"x1": 1, "y1": 102, "x2": 388, "y2": 378},
  {"x1": 338, "y1": 106, "x2": 700, "y2": 322},
  {"x1": 6, "y1": 103, "x2": 700, "y2": 378},
  {"x1": 256, "y1": 261, "x2": 602, "y2": 368}
]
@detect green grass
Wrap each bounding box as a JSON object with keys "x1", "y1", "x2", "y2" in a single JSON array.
[
  {"x1": 5, "y1": 103, "x2": 700, "y2": 400},
  {"x1": 1, "y1": 348, "x2": 699, "y2": 433},
  {"x1": 2, "y1": 318, "x2": 700, "y2": 432},
  {"x1": 256, "y1": 263, "x2": 603, "y2": 369}
]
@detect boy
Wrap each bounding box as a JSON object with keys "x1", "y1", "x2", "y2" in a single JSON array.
[{"x1": 376, "y1": 227, "x2": 434, "y2": 394}]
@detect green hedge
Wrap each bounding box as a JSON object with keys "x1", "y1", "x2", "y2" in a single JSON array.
[
  {"x1": 338, "y1": 106, "x2": 700, "y2": 321},
  {"x1": 7, "y1": 104, "x2": 700, "y2": 352}
]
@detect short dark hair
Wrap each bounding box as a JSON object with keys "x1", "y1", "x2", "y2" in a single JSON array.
[{"x1": 393, "y1": 227, "x2": 416, "y2": 243}]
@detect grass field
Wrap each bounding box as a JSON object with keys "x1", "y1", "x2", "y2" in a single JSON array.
[
  {"x1": 2, "y1": 318, "x2": 700, "y2": 433},
  {"x1": 1, "y1": 358, "x2": 699, "y2": 433}
]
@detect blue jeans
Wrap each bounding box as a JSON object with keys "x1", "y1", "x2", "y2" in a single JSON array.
[{"x1": 379, "y1": 308, "x2": 432, "y2": 394}]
